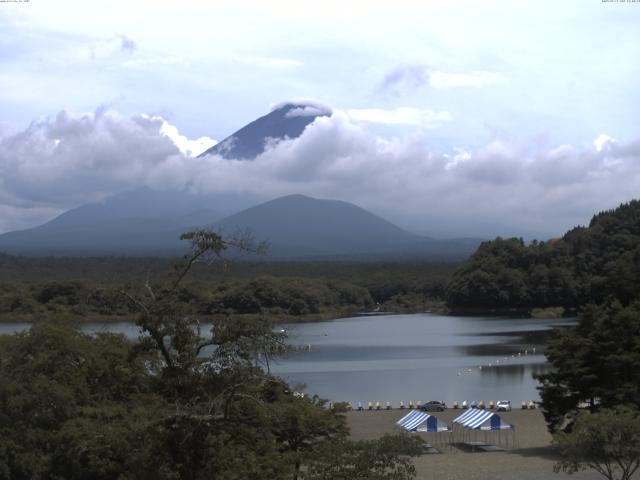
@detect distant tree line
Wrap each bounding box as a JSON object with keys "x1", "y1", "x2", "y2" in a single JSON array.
[{"x1": 0, "y1": 259, "x2": 456, "y2": 321}]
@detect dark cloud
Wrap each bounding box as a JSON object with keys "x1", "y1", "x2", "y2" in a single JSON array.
[
  {"x1": 375, "y1": 64, "x2": 429, "y2": 96},
  {"x1": 117, "y1": 33, "x2": 137, "y2": 53}
]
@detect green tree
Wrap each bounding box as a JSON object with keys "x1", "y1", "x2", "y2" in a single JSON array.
[
  {"x1": 537, "y1": 302, "x2": 640, "y2": 432},
  {"x1": 554, "y1": 408, "x2": 640, "y2": 480},
  {"x1": 0, "y1": 229, "x2": 422, "y2": 479},
  {"x1": 304, "y1": 433, "x2": 423, "y2": 480}
]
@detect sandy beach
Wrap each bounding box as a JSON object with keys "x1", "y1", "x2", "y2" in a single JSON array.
[{"x1": 347, "y1": 409, "x2": 629, "y2": 480}]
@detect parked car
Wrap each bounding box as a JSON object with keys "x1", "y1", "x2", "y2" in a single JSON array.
[
  {"x1": 470, "y1": 400, "x2": 478, "y2": 409},
  {"x1": 496, "y1": 400, "x2": 512, "y2": 412},
  {"x1": 420, "y1": 400, "x2": 446, "y2": 412}
]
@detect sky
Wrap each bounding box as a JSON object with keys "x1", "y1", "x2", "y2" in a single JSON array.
[{"x1": 0, "y1": 0, "x2": 639, "y2": 238}]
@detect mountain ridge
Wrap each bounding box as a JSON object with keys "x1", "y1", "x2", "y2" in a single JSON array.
[{"x1": 0, "y1": 192, "x2": 480, "y2": 259}]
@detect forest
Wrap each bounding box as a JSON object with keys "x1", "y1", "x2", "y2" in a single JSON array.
[
  {"x1": 445, "y1": 200, "x2": 640, "y2": 312},
  {"x1": 0, "y1": 231, "x2": 425, "y2": 479},
  {"x1": 0, "y1": 255, "x2": 455, "y2": 322}
]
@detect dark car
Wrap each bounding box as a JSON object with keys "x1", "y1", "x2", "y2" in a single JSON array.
[{"x1": 420, "y1": 400, "x2": 446, "y2": 412}]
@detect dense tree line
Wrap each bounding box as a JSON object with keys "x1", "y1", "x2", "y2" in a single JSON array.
[
  {"x1": 0, "y1": 230, "x2": 423, "y2": 479},
  {"x1": 446, "y1": 200, "x2": 640, "y2": 310},
  {"x1": 0, "y1": 258, "x2": 455, "y2": 321},
  {"x1": 0, "y1": 277, "x2": 373, "y2": 320},
  {"x1": 511, "y1": 202, "x2": 640, "y2": 478}
]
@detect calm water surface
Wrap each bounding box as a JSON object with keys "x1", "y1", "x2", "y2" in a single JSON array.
[
  {"x1": 272, "y1": 314, "x2": 572, "y2": 405},
  {"x1": 0, "y1": 314, "x2": 572, "y2": 405}
]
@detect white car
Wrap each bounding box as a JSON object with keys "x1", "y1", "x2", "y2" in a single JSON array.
[{"x1": 496, "y1": 400, "x2": 511, "y2": 411}]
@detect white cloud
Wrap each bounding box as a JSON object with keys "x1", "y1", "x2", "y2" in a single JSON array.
[
  {"x1": 376, "y1": 65, "x2": 509, "y2": 94},
  {"x1": 345, "y1": 107, "x2": 452, "y2": 127},
  {"x1": 270, "y1": 99, "x2": 333, "y2": 114},
  {"x1": 89, "y1": 33, "x2": 137, "y2": 60},
  {"x1": 593, "y1": 133, "x2": 615, "y2": 152},
  {"x1": 428, "y1": 70, "x2": 509, "y2": 89},
  {"x1": 285, "y1": 106, "x2": 330, "y2": 118},
  {"x1": 122, "y1": 56, "x2": 184, "y2": 68},
  {"x1": 159, "y1": 120, "x2": 217, "y2": 157},
  {"x1": 236, "y1": 56, "x2": 304, "y2": 68}
]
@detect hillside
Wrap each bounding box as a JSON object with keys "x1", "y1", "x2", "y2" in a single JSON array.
[
  {"x1": 214, "y1": 194, "x2": 479, "y2": 260},
  {"x1": 445, "y1": 200, "x2": 640, "y2": 311},
  {"x1": 0, "y1": 188, "x2": 257, "y2": 256}
]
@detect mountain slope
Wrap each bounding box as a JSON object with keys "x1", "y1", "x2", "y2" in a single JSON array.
[
  {"x1": 214, "y1": 194, "x2": 479, "y2": 259},
  {"x1": 0, "y1": 188, "x2": 259, "y2": 255},
  {"x1": 199, "y1": 102, "x2": 331, "y2": 160}
]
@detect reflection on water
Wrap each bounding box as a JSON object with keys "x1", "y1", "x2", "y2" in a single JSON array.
[
  {"x1": 271, "y1": 314, "x2": 572, "y2": 404},
  {"x1": 0, "y1": 314, "x2": 572, "y2": 405}
]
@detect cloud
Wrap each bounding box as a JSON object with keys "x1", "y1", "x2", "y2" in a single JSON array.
[
  {"x1": 344, "y1": 107, "x2": 452, "y2": 127},
  {"x1": 270, "y1": 99, "x2": 333, "y2": 115},
  {"x1": 236, "y1": 56, "x2": 304, "y2": 68},
  {"x1": 0, "y1": 107, "x2": 180, "y2": 208},
  {"x1": 429, "y1": 70, "x2": 508, "y2": 89},
  {"x1": 376, "y1": 65, "x2": 508, "y2": 94},
  {"x1": 376, "y1": 64, "x2": 429, "y2": 95},
  {"x1": 121, "y1": 56, "x2": 184, "y2": 68},
  {"x1": 159, "y1": 120, "x2": 217, "y2": 157},
  {"x1": 1, "y1": 106, "x2": 640, "y2": 238},
  {"x1": 90, "y1": 34, "x2": 137, "y2": 60},
  {"x1": 285, "y1": 105, "x2": 330, "y2": 118}
]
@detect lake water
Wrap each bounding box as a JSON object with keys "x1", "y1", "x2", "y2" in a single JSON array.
[
  {"x1": 272, "y1": 314, "x2": 572, "y2": 406},
  {"x1": 0, "y1": 314, "x2": 571, "y2": 406}
]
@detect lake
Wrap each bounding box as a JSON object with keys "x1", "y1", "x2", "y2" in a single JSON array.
[
  {"x1": 0, "y1": 313, "x2": 571, "y2": 406},
  {"x1": 272, "y1": 313, "x2": 572, "y2": 406}
]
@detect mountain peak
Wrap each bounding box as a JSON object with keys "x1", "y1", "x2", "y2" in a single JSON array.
[
  {"x1": 269, "y1": 100, "x2": 332, "y2": 117},
  {"x1": 199, "y1": 100, "x2": 332, "y2": 160}
]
